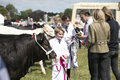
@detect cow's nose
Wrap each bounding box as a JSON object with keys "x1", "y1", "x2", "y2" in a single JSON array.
[
  {"x1": 54, "y1": 53, "x2": 57, "y2": 57},
  {"x1": 49, "y1": 52, "x2": 57, "y2": 59}
]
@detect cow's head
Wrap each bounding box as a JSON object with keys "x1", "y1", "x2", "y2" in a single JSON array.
[
  {"x1": 35, "y1": 33, "x2": 56, "y2": 59},
  {"x1": 43, "y1": 24, "x2": 55, "y2": 40}
]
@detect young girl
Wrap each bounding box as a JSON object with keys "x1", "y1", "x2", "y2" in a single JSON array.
[{"x1": 49, "y1": 26, "x2": 70, "y2": 80}]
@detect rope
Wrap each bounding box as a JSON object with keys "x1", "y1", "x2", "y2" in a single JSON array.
[
  {"x1": 54, "y1": 55, "x2": 69, "y2": 80},
  {"x1": 34, "y1": 34, "x2": 53, "y2": 59}
]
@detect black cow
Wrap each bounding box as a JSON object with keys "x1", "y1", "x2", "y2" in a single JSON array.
[{"x1": 0, "y1": 33, "x2": 56, "y2": 80}]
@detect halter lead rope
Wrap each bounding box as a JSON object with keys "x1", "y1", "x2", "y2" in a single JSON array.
[{"x1": 34, "y1": 34, "x2": 53, "y2": 59}]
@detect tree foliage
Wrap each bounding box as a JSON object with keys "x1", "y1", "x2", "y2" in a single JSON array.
[
  {"x1": 28, "y1": 10, "x2": 45, "y2": 22},
  {"x1": 48, "y1": 12, "x2": 58, "y2": 16},
  {"x1": 5, "y1": 4, "x2": 18, "y2": 19},
  {"x1": 20, "y1": 9, "x2": 32, "y2": 20},
  {"x1": 0, "y1": 5, "x2": 8, "y2": 17},
  {"x1": 59, "y1": 12, "x2": 64, "y2": 18},
  {"x1": 64, "y1": 8, "x2": 72, "y2": 17},
  {"x1": 0, "y1": 3, "x2": 73, "y2": 22}
]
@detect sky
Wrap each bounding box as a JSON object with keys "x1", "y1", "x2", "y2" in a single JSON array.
[{"x1": 0, "y1": 0, "x2": 120, "y2": 13}]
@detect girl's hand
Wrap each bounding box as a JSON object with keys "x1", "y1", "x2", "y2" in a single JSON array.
[
  {"x1": 61, "y1": 55, "x2": 68, "y2": 60},
  {"x1": 64, "y1": 54, "x2": 68, "y2": 59},
  {"x1": 78, "y1": 35, "x2": 87, "y2": 40},
  {"x1": 53, "y1": 58, "x2": 57, "y2": 63}
]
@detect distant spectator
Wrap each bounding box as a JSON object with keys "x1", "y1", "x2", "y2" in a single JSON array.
[
  {"x1": 0, "y1": 56, "x2": 10, "y2": 80},
  {"x1": 37, "y1": 18, "x2": 45, "y2": 26},
  {"x1": 51, "y1": 17, "x2": 61, "y2": 29},
  {"x1": 75, "y1": 20, "x2": 83, "y2": 25},
  {"x1": 19, "y1": 19, "x2": 27, "y2": 27},
  {"x1": 4, "y1": 16, "x2": 12, "y2": 26},
  {"x1": 27, "y1": 18, "x2": 33, "y2": 26}
]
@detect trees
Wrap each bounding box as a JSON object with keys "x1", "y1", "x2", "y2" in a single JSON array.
[
  {"x1": 20, "y1": 9, "x2": 32, "y2": 20},
  {"x1": 5, "y1": 4, "x2": 18, "y2": 20},
  {"x1": 0, "y1": 5, "x2": 8, "y2": 17},
  {"x1": 0, "y1": 3, "x2": 73, "y2": 22},
  {"x1": 48, "y1": 12, "x2": 58, "y2": 16},
  {"x1": 59, "y1": 12, "x2": 64, "y2": 18},
  {"x1": 28, "y1": 10, "x2": 45, "y2": 22},
  {"x1": 64, "y1": 8, "x2": 72, "y2": 17}
]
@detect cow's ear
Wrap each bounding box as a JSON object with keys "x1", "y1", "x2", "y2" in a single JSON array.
[{"x1": 40, "y1": 37, "x2": 43, "y2": 41}]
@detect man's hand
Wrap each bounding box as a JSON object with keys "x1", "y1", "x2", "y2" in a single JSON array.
[{"x1": 77, "y1": 35, "x2": 87, "y2": 40}]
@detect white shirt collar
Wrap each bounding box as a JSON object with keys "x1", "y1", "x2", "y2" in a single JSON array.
[
  {"x1": 86, "y1": 17, "x2": 93, "y2": 25},
  {"x1": 54, "y1": 37, "x2": 63, "y2": 42}
]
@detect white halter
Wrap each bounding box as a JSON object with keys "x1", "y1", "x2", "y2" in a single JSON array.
[{"x1": 34, "y1": 34, "x2": 54, "y2": 59}]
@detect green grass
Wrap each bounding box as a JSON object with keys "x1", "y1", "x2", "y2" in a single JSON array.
[{"x1": 20, "y1": 46, "x2": 120, "y2": 80}]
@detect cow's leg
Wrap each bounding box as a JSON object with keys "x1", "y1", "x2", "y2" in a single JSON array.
[
  {"x1": 43, "y1": 59, "x2": 46, "y2": 67},
  {"x1": 39, "y1": 60, "x2": 46, "y2": 74}
]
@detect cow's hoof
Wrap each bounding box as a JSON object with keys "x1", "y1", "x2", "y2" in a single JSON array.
[{"x1": 42, "y1": 72, "x2": 46, "y2": 75}]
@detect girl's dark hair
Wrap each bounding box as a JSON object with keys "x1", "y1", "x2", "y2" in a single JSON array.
[{"x1": 61, "y1": 14, "x2": 71, "y2": 21}]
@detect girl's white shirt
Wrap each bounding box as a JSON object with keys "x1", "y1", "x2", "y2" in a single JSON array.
[{"x1": 49, "y1": 37, "x2": 70, "y2": 65}]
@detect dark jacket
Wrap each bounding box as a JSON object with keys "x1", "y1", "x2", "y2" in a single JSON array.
[
  {"x1": 4, "y1": 19, "x2": 12, "y2": 26},
  {"x1": 106, "y1": 18, "x2": 119, "y2": 51}
]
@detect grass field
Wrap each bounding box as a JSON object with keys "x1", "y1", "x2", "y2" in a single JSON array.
[{"x1": 20, "y1": 46, "x2": 120, "y2": 80}]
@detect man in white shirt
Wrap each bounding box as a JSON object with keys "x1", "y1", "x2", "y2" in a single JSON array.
[
  {"x1": 78, "y1": 10, "x2": 93, "y2": 77},
  {"x1": 61, "y1": 14, "x2": 78, "y2": 80},
  {"x1": 79, "y1": 10, "x2": 93, "y2": 39}
]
